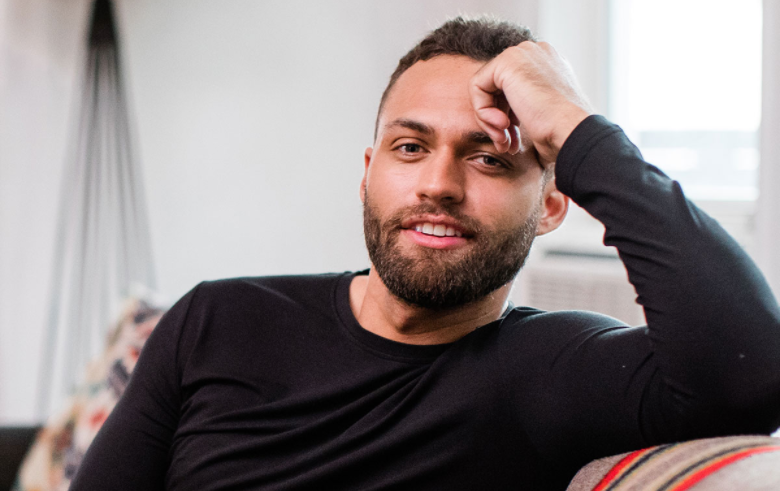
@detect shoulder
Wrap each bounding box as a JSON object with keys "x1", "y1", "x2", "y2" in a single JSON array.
[
  {"x1": 197, "y1": 272, "x2": 348, "y2": 297},
  {"x1": 165, "y1": 272, "x2": 355, "y2": 360},
  {"x1": 485, "y1": 307, "x2": 650, "y2": 403},
  {"x1": 494, "y1": 306, "x2": 645, "y2": 356},
  {"x1": 503, "y1": 306, "x2": 633, "y2": 331},
  {"x1": 184, "y1": 271, "x2": 353, "y2": 320},
  {"x1": 193, "y1": 272, "x2": 350, "y2": 301}
]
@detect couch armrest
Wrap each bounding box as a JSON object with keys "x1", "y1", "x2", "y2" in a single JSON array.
[
  {"x1": 0, "y1": 426, "x2": 42, "y2": 490},
  {"x1": 567, "y1": 435, "x2": 780, "y2": 491}
]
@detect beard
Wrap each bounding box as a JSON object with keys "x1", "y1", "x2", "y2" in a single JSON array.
[{"x1": 363, "y1": 190, "x2": 540, "y2": 310}]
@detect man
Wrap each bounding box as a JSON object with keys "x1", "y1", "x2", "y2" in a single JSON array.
[{"x1": 71, "y1": 16, "x2": 780, "y2": 490}]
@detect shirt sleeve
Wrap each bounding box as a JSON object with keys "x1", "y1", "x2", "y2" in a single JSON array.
[
  {"x1": 69, "y1": 284, "x2": 201, "y2": 490},
  {"x1": 522, "y1": 115, "x2": 780, "y2": 466}
]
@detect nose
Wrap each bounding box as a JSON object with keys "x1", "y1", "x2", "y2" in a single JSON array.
[{"x1": 415, "y1": 151, "x2": 465, "y2": 204}]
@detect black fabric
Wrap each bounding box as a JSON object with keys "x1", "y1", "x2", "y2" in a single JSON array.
[
  {"x1": 70, "y1": 116, "x2": 780, "y2": 491},
  {"x1": 0, "y1": 425, "x2": 41, "y2": 490}
]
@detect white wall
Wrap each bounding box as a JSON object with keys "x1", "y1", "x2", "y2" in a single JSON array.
[
  {"x1": 0, "y1": 0, "x2": 540, "y2": 423},
  {"x1": 118, "y1": 0, "x2": 540, "y2": 300},
  {"x1": 532, "y1": 0, "x2": 613, "y2": 255},
  {"x1": 0, "y1": 0, "x2": 91, "y2": 423},
  {"x1": 538, "y1": 0, "x2": 610, "y2": 114},
  {"x1": 757, "y1": 0, "x2": 780, "y2": 294}
]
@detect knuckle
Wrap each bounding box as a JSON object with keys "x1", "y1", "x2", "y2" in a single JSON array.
[{"x1": 512, "y1": 42, "x2": 531, "y2": 55}]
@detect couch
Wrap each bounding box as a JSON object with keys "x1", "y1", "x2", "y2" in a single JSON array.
[{"x1": 6, "y1": 299, "x2": 780, "y2": 490}]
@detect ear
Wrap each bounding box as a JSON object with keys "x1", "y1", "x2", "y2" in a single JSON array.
[
  {"x1": 361, "y1": 146, "x2": 373, "y2": 203},
  {"x1": 535, "y1": 177, "x2": 569, "y2": 236}
]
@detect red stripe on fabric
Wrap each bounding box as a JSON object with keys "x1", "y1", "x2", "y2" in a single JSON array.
[
  {"x1": 671, "y1": 446, "x2": 780, "y2": 491},
  {"x1": 593, "y1": 448, "x2": 652, "y2": 491}
]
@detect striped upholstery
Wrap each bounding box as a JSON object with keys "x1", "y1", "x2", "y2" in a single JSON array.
[{"x1": 567, "y1": 436, "x2": 780, "y2": 491}]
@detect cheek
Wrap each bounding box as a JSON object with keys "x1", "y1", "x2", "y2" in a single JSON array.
[
  {"x1": 364, "y1": 175, "x2": 402, "y2": 219},
  {"x1": 471, "y1": 184, "x2": 541, "y2": 228},
  {"x1": 367, "y1": 165, "x2": 417, "y2": 202}
]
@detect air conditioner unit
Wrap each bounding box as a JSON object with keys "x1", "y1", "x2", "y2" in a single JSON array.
[{"x1": 514, "y1": 249, "x2": 646, "y2": 326}]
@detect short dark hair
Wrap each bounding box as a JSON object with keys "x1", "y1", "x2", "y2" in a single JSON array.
[{"x1": 375, "y1": 16, "x2": 537, "y2": 139}]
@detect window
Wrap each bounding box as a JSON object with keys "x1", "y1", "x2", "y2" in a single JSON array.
[{"x1": 609, "y1": 0, "x2": 763, "y2": 202}]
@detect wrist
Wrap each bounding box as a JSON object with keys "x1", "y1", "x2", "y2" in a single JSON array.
[{"x1": 550, "y1": 107, "x2": 591, "y2": 155}]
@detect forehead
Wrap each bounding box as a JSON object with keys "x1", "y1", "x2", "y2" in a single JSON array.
[{"x1": 379, "y1": 55, "x2": 485, "y2": 134}]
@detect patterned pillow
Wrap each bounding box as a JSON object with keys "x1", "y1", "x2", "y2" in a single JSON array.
[
  {"x1": 13, "y1": 299, "x2": 165, "y2": 491},
  {"x1": 567, "y1": 435, "x2": 780, "y2": 491}
]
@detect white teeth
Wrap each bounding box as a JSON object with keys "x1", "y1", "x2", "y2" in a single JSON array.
[{"x1": 414, "y1": 222, "x2": 463, "y2": 238}]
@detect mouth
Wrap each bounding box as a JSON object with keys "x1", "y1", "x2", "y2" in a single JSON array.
[
  {"x1": 401, "y1": 215, "x2": 472, "y2": 236},
  {"x1": 412, "y1": 222, "x2": 463, "y2": 238},
  {"x1": 399, "y1": 215, "x2": 473, "y2": 250}
]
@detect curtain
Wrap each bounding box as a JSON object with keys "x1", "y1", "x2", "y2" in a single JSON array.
[{"x1": 36, "y1": 0, "x2": 155, "y2": 418}]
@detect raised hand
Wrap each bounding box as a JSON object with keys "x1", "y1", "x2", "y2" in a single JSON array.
[{"x1": 469, "y1": 41, "x2": 593, "y2": 166}]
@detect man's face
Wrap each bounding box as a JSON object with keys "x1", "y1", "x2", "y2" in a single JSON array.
[{"x1": 362, "y1": 55, "x2": 557, "y2": 309}]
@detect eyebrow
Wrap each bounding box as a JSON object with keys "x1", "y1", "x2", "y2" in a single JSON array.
[
  {"x1": 462, "y1": 130, "x2": 494, "y2": 146},
  {"x1": 383, "y1": 118, "x2": 494, "y2": 146},
  {"x1": 384, "y1": 118, "x2": 433, "y2": 135}
]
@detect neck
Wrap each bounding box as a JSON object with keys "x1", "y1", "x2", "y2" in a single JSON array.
[{"x1": 349, "y1": 269, "x2": 512, "y2": 345}]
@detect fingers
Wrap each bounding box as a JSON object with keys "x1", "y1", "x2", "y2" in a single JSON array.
[
  {"x1": 470, "y1": 39, "x2": 592, "y2": 164},
  {"x1": 497, "y1": 97, "x2": 522, "y2": 155},
  {"x1": 470, "y1": 62, "x2": 514, "y2": 154},
  {"x1": 507, "y1": 110, "x2": 522, "y2": 154},
  {"x1": 470, "y1": 50, "x2": 530, "y2": 155},
  {"x1": 508, "y1": 109, "x2": 520, "y2": 126}
]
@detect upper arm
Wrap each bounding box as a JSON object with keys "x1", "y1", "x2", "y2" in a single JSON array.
[
  {"x1": 504, "y1": 308, "x2": 780, "y2": 471},
  {"x1": 69, "y1": 285, "x2": 200, "y2": 490},
  {"x1": 506, "y1": 313, "x2": 657, "y2": 461}
]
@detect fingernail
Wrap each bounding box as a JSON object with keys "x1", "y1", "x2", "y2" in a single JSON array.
[{"x1": 502, "y1": 128, "x2": 511, "y2": 143}]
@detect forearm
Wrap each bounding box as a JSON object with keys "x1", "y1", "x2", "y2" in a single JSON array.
[{"x1": 555, "y1": 116, "x2": 780, "y2": 426}]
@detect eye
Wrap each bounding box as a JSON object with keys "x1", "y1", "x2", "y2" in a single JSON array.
[
  {"x1": 474, "y1": 154, "x2": 508, "y2": 169},
  {"x1": 397, "y1": 143, "x2": 424, "y2": 154},
  {"x1": 392, "y1": 142, "x2": 428, "y2": 161}
]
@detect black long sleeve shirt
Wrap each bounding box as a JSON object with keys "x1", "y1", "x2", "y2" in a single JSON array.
[{"x1": 70, "y1": 116, "x2": 780, "y2": 490}]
